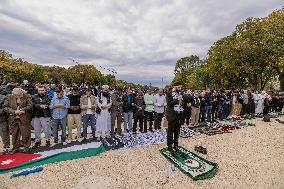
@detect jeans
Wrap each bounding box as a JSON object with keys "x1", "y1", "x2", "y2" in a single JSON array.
[
  {"x1": 218, "y1": 104, "x2": 224, "y2": 120},
  {"x1": 123, "y1": 112, "x2": 133, "y2": 131},
  {"x1": 205, "y1": 105, "x2": 212, "y2": 122},
  {"x1": 52, "y1": 117, "x2": 67, "y2": 143},
  {"x1": 82, "y1": 114, "x2": 96, "y2": 138}
]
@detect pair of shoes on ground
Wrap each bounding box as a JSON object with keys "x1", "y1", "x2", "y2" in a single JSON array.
[
  {"x1": 194, "y1": 146, "x2": 207, "y2": 154},
  {"x1": 32, "y1": 140, "x2": 51, "y2": 149},
  {"x1": 51, "y1": 140, "x2": 71, "y2": 147},
  {"x1": 2, "y1": 148, "x2": 9, "y2": 155},
  {"x1": 9, "y1": 148, "x2": 30, "y2": 154},
  {"x1": 167, "y1": 146, "x2": 179, "y2": 156}
]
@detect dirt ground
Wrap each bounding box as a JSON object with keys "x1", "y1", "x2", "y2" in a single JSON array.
[{"x1": 0, "y1": 118, "x2": 284, "y2": 189}]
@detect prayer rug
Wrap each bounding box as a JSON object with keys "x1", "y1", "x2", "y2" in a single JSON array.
[
  {"x1": 103, "y1": 136, "x2": 125, "y2": 151},
  {"x1": 103, "y1": 129, "x2": 167, "y2": 150},
  {"x1": 220, "y1": 125, "x2": 241, "y2": 132},
  {"x1": 180, "y1": 126, "x2": 201, "y2": 138},
  {"x1": 160, "y1": 146, "x2": 218, "y2": 180},
  {"x1": 269, "y1": 112, "x2": 284, "y2": 118}
]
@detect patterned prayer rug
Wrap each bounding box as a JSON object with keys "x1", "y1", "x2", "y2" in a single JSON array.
[
  {"x1": 103, "y1": 136, "x2": 125, "y2": 151},
  {"x1": 160, "y1": 146, "x2": 218, "y2": 180},
  {"x1": 103, "y1": 129, "x2": 167, "y2": 151},
  {"x1": 179, "y1": 126, "x2": 201, "y2": 138},
  {"x1": 220, "y1": 125, "x2": 241, "y2": 132}
]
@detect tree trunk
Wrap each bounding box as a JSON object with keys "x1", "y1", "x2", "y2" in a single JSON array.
[{"x1": 280, "y1": 72, "x2": 284, "y2": 91}]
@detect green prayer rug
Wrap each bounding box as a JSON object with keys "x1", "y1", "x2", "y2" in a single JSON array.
[{"x1": 160, "y1": 146, "x2": 218, "y2": 180}]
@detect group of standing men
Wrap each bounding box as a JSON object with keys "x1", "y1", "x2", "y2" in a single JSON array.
[
  {"x1": 0, "y1": 83, "x2": 168, "y2": 154},
  {"x1": 1, "y1": 80, "x2": 282, "y2": 155}
]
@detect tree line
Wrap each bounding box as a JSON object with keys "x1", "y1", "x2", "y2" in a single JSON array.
[
  {"x1": 172, "y1": 9, "x2": 284, "y2": 91},
  {"x1": 0, "y1": 50, "x2": 143, "y2": 88}
]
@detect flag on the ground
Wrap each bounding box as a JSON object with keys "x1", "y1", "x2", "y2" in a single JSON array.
[
  {"x1": 0, "y1": 141, "x2": 105, "y2": 174},
  {"x1": 160, "y1": 146, "x2": 218, "y2": 180},
  {"x1": 0, "y1": 153, "x2": 41, "y2": 169}
]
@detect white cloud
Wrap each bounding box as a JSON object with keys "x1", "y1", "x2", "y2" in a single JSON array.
[{"x1": 0, "y1": 0, "x2": 282, "y2": 86}]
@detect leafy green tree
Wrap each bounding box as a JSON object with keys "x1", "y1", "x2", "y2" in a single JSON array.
[{"x1": 172, "y1": 55, "x2": 201, "y2": 86}]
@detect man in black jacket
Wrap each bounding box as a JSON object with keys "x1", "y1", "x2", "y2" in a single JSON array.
[
  {"x1": 122, "y1": 89, "x2": 135, "y2": 133},
  {"x1": 67, "y1": 87, "x2": 82, "y2": 142},
  {"x1": 166, "y1": 82, "x2": 184, "y2": 155},
  {"x1": 32, "y1": 85, "x2": 52, "y2": 148},
  {"x1": 133, "y1": 91, "x2": 145, "y2": 133},
  {"x1": 182, "y1": 90, "x2": 192, "y2": 126},
  {"x1": 190, "y1": 92, "x2": 201, "y2": 126}
]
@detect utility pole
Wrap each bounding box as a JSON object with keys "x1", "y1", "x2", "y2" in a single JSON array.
[{"x1": 161, "y1": 77, "x2": 164, "y2": 89}]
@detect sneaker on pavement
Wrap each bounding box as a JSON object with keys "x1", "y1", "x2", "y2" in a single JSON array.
[
  {"x1": 32, "y1": 142, "x2": 41, "y2": 149},
  {"x1": 51, "y1": 143, "x2": 58, "y2": 147},
  {"x1": 46, "y1": 140, "x2": 51, "y2": 147},
  {"x1": 77, "y1": 138, "x2": 84, "y2": 142},
  {"x1": 2, "y1": 148, "x2": 9, "y2": 155}
]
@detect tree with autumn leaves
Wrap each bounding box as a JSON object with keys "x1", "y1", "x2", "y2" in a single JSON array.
[
  {"x1": 172, "y1": 9, "x2": 284, "y2": 91},
  {"x1": 0, "y1": 50, "x2": 137, "y2": 87}
]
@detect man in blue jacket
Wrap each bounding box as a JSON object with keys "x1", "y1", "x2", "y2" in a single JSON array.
[{"x1": 49, "y1": 88, "x2": 70, "y2": 145}]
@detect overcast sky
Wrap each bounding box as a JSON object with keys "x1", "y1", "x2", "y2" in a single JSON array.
[{"x1": 0, "y1": 0, "x2": 282, "y2": 87}]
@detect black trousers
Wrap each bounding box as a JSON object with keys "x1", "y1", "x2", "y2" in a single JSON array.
[
  {"x1": 184, "y1": 108, "x2": 191, "y2": 125},
  {"x1": 211, "y1": 106, "x2": 218, "y2": 121},
  {"x1": 167, "y1": 113, "x2": 182, "y2": 148},
  {"x1": 154, "y1": 113, "x2": 163, "y2": 129},
  {"x1": 144, "y1": 111, "x2": 154, "y2": 132},
  {"x1": 241, "y1": 104, "x2": 248, "y2": 115},
  {"x1": 133, "y1": 112, "x2": 144, "y2": 132}
]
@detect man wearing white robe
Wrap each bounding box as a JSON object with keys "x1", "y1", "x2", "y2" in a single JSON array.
[
  {"x1": 256, "y1": 92, "x2": 265, "y2": 114},
  {"x1": 253, "y1": 91, "x2": 260, "y2": 114},
  {"x1": 96, "y1": 85, "x2": 112, "y2": 139}
]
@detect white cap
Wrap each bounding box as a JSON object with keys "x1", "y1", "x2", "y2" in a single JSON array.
[{"x1": 102, "y1": 85, "x2": 109, "y2": 90}]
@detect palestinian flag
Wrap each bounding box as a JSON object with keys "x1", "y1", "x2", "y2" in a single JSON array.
[{"x1": 0, "y1": 141, "x2": 105, "y2": 174}]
